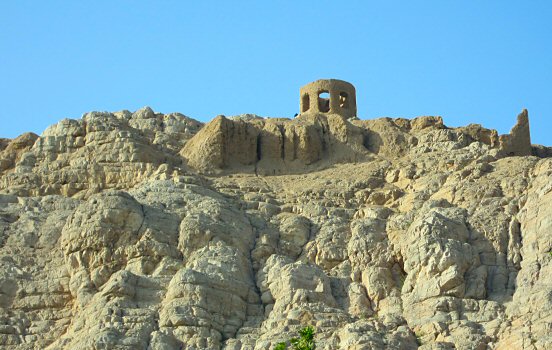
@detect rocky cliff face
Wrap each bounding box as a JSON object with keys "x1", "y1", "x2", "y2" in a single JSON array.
[{"x1": 0, "y1": 107, "x2": 551, "y2": 349}]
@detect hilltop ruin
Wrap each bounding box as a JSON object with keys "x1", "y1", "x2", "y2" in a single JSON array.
[{"x1": 179, "y1": 79, "x2": 536, "y2": 175}]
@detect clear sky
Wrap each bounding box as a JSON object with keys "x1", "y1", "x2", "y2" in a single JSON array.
[{"x1": 1, "y1": 1, "x2": 551, "y2": 145}]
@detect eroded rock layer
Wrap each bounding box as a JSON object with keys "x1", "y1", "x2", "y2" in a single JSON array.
[{"x1": 0, "y1": 108, "x2": 551, "y2": 349}]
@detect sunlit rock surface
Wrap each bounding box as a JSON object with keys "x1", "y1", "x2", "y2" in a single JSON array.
[{"x1": 0, "y1": 107, "x2": 550, "y2": 349}]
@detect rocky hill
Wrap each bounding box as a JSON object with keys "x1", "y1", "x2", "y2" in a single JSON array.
[{"x1": 0, "y1": 106, "x2": 551, "y2": 349}]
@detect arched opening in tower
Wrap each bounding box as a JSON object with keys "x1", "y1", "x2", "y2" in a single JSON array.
[{"x1": 318, "y1": 91, "x2": 330, "y2": 113}]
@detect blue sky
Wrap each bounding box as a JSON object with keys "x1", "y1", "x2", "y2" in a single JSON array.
[{"x1": 1, "y1": 1, "x2": 551, "y2": 145}]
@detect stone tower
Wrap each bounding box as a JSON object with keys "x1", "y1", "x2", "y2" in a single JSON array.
[{"x1": 299, "y1": 79, "x2": 357, "y2": 119}]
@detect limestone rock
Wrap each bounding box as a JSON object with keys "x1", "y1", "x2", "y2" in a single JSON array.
[
  {"x1": 0, "y1": 132, "x2": 38, "y2": 173},
  {"x1": 0, "y1": 108, "x2": 550, "y2": 349},
  {"x1": 0, "y1": 108, "x2": 201, "y2": 198}
]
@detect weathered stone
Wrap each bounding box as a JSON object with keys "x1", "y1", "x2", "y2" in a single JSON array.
[
  {"x1": 0, "y1": 102, "x2": 549, "y2": 349},
  {"x1": 499, "y1": 109, "x2": 532, "y2": 156}
]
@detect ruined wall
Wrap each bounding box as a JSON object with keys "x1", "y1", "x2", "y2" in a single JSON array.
[
  {"x1": 499, "y1": 109, "x2": 532, "y2": 156},
  {"x1": 180, "y1": 113, "x2": 369, "y2": 175}
]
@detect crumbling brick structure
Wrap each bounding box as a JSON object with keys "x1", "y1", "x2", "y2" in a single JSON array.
[
  {"x1": 300, "y1": 79, "x2": 357, "y2": 119},
  {"x1": 499, "y1": 109, "x2": 532, "y2": 156}
]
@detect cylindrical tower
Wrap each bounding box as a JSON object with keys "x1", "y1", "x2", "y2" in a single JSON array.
[{"x1": 299, "y1": 79, "x2": 357, "y2": 118}]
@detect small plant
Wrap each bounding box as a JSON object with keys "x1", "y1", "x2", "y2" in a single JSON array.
[
  {"x1": 414, "y1": 330, "x2": 426, "y2": 346},
  {"x1": 274, "y1": 326, "x2": 316, "y2": 350}
]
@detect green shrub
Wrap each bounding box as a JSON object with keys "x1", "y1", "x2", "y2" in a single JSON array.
[
  {"x1": 273, "y1": 326, "x2": 316, "y2": 350},
  {"x1": 414, "y1": 330, "x2": 426, "y2": 345}
]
